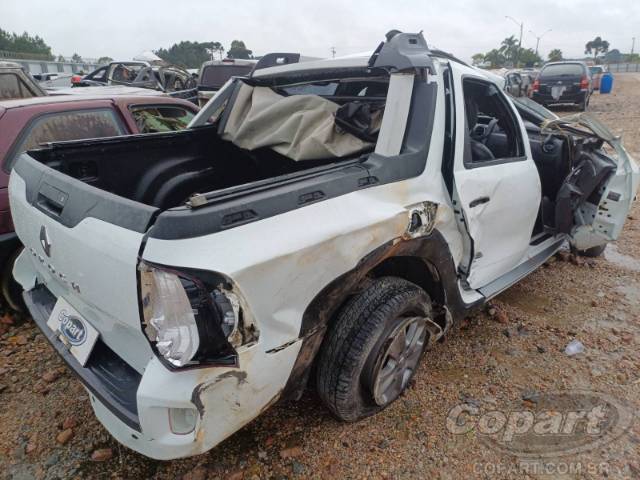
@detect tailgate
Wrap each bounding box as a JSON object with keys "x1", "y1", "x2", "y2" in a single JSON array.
[
  {"x1": 9, "y1": 154, "x2": 159, "y2": 373},
  {"x1": 539, "y1": 76, "x2": 581, "y2": 95}
]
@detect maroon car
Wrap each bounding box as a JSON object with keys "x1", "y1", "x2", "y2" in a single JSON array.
[{"x1": 0, "y1": 94, "x2": 199, "y2": 309}]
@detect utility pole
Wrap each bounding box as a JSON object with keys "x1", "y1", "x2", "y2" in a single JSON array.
[
  {"x1": 330, "y1": 46, "x2": 336, "y2": 59},
  {"x1": 506, "y1": 16, "x2": 524, "y2": 68},
  {"x1": 632, "y1": 37, "x2": 636, "y2": 56},
  {"x1": 529, "y1": 29, "x2": 552, "y2": 57}
]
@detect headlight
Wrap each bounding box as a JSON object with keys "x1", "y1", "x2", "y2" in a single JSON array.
[{"x1": 139, "y1": 263, "x2": 246, "y2": 369}]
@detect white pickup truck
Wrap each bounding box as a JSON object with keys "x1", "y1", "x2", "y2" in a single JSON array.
[{"x1": 9, "y1": 31, "x2": 639, "y2": 459}]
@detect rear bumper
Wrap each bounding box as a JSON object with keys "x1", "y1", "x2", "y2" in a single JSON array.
[
  {"x1": 24, "y1": 285, "x2": 142, "y2": 431},
  {"x1": 532, "y1": 91, "x2": 587, "y2": 106},
  {"x1": 22, "y1": 281, "x2": 302, "y2": 460}
]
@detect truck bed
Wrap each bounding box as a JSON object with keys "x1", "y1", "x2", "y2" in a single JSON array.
[
  {"x1": 15, "y1": 125, "x2": 374, "y2": 240},
  {"x1": 25, "y1": 125, "x2": 354, "y2": 210}
]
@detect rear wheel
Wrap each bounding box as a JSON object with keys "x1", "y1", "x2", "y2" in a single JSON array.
[
  {"x1": 579, "y1": 96, "x2": 588, "y2": 111},
  {"x1": 1, "y1": 248, "x2": 24, "y2": 312},
  {"x1": 316, "y1": 277, "x2": 432, "y2": 421}
]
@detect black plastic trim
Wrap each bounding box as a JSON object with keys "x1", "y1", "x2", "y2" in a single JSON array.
[
  {"x1": 13, "y1": 154, "x2": 159, "y2": 233},
  {"x1": 251, "y1": 53, "x2": 301, "y2": 74},
  {"x1": 23, "y1": 285, "x2": 142, "y2": 432},
  {"x1": 478, "y1": 237, "x2": 565, "y2": 299},
  {"x1": 149, "y1": 163, "x2": 369, "y2": 240}
]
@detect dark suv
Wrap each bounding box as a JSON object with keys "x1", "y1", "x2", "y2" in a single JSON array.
[{"x1": 532, "y1": 61, "x2": 593, "y2": 110}]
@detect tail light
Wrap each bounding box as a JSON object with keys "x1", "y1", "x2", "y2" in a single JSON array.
[
  {"x1": 139, "y1": 262, "x2": 255, "y2": 369},
  {"x1": 532, "y1": 79, "x2": 540, "y2": 92},
  {"x1": 580, "y1": 76, "x2": 589, "y2": 90},
  {"x1": 70, "y1": 75, "x2": 82, "y2": 84}
]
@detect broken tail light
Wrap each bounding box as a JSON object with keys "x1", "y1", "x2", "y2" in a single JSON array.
[{"x1": 139, "y1": 262, "x2": 249, "y2": 369}]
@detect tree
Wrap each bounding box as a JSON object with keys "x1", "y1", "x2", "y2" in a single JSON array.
[
  {"x1": 56, "y1": 54, "x2": 66, "y2": 62},
  {"x1": 585, "y1": 36, "x2": 610, "y2": 60},
  {"x1": 548, "y1": 49, "x2": 563, "y2": 62},
  {"x1": 227, "y1": 40, "x2": 252, "y2": 59},
  {"x1": 484, "y1": 49, "x2": 506, "y2": 68},
  {"x1": 500, "y1": 35, "x2": 519, "y2": 65},
  {"x1": 97, "y1": 56, "x2": 113, "y2": 65},
  {"x1": 0, "y1": 28, "x2": 53, "y2": 59},
  {"x1": 518, "y1": 48, "x2": 542, "y2": 67},
  {"x1": 71, "y1": 53, "x2": 83, "y2": 63},
  {"x1": 155, "y1": 41, "x2": 224, "y2": 68},
  {"x1": 471, "y1": 53, "x2": 485, "y2": 66},
  {"x1": 207, "y1": 42, "x2": 224, "y2": 61}
]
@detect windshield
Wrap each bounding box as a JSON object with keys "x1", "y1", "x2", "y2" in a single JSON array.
[
  {"x1": 510, "y1": 95, "x2": 558, "y2": 122},
  {"x1": 541, "y1": 63, "x2": 584, "y2": 77}
]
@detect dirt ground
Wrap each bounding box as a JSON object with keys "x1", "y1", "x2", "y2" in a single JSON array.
[{"x1": 1, "y1": 74, "x2": 639, "y2": 480}]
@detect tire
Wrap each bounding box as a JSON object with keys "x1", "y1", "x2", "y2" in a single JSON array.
[
  {"x1": 579, "y1": 96, "x2": 588, "y2": 112},
  {"x1": 316, "y1": 277, "x2": 432, "y2": 422},
  {"x1": 1, "y1": 248, "x2": 24, "y2": 312},
  {"x1": 572, "y1": 244, "x2": 606, "y2": 258}
]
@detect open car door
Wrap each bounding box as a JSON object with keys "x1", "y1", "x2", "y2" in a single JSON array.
[{"x1": 545, "y1": 114, "x2": 640, "y2": 250}]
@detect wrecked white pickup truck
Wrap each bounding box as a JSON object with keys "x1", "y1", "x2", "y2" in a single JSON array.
[{"x1": 9, "y1": 31, "x2": 639, "y2": 459}]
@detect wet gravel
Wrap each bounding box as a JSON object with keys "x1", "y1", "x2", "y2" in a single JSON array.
[{"x1": 1, "y1": 74, "x2": 640, "y2": 480}]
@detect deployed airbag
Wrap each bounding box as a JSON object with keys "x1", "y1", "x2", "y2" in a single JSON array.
[{"x1": 222, "y1": 83, "x2": 375, "y2": 161}]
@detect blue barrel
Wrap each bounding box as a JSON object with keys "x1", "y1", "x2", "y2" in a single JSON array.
[{"x1": 600, "y1": 73, "x2": 613, "y2": 94}]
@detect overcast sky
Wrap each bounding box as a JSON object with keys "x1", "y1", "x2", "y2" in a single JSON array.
[{"x1": 2, "y1": 0, "x2": 638, "y2": 62}]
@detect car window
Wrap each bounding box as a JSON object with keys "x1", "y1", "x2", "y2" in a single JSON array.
[
  {"x1": 8, "y1": 109, "x2": 126, "y2": 169},
  {"x1": 130, "y1": 105, "x2": 195, "y2": 133},
  {"x1": 0, "y1": 73, "x2": 34, "y2": 100},
  {"x1": 108, "y1": 63, "x2": 146, "y2": 84},
  {"x1": 87, "y1": 66, "x2": 108, "y2": 82},
  {"x1": 200, "y1": 65, "x2": 254, "y2": 88},
  {"x1": 463, "y1": 78, "x2": 524, "y2": 165},
  {"x1": 541, "y1": 64, "x2": 584, "y2": 77}
]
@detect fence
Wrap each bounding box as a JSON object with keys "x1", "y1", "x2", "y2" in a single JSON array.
[
  {"x1": 606, "y1": 62, "x2": 640, "y2": 73},
  {"x1": 1, "y1": 50, "x2": 101, "y2": 75},
  {"x1": 0, "y1": 49, "x2": 52, "y2": 61}
]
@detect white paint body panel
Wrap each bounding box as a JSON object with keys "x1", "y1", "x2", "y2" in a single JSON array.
[{"x1": 9, "y1": 174, "x2": 155, "y2": 373}]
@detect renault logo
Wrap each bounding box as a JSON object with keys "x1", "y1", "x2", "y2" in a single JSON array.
[{"x1": 40, "y1": 226, "x2": 51, "y2": 257}]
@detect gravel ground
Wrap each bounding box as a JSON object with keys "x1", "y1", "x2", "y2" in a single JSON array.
[{"x1": 1, "y1": 74, "x2": 640, "y2": 480}]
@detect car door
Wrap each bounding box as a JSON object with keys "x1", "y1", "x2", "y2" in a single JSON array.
[{"x1": 450, "y1": 64, "x2": 541, "y2": 288}]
